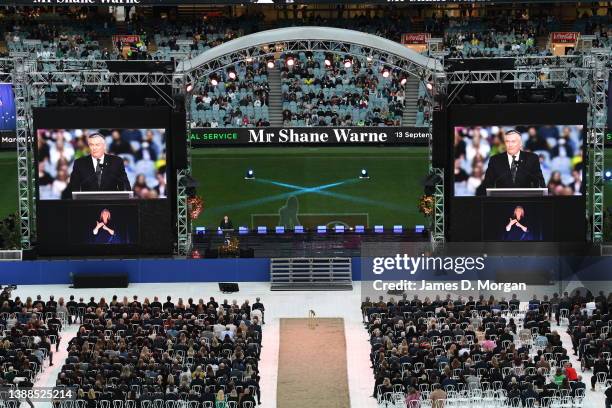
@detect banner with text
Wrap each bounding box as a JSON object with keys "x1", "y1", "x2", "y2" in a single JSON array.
[
  {"x1": 551, "y1": 32, "x2": 579, "y2": 44},
  {"x1": 189, "y1": 127, "x2": 430, "y2": 147},
  {"x1": 112, "y1": 35, "x2": 141, "y2": 45},
  {"x1": 401, "y1": 33, "x2": 430, "y2": 45}
]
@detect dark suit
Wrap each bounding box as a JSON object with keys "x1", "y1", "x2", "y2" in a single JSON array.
[
  {"x1": 480, "y1": 150, "x2": 545, "y2": 195},
  {"x1": 220, "y1": 219, "x2": 233, "y2": 230},
  {"x1": 65, "y1": 154, "x2": 131, "y2": 198}
]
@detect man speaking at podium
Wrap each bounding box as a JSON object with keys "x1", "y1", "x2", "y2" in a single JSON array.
[
  {"x1": 64, "y1": 133, "x2": 131, "y2": 198},
  {"x1": 479, "y1": 129, "x2": 545, "y2": 195}
]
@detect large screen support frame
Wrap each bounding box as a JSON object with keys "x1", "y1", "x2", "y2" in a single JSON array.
[
  {"x1": 32, "y1": 106, "x2": 176, "y2": 257},
  {"x1": 445, "y1": 103, "x2": 589, "y2": 244}
]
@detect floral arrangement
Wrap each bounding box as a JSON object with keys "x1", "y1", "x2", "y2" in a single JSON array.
[
  {"x1": 187, "y1": 196, "x2": 204, "y2": 220},
  {"x1": 219, "y1": 237, "x2": 240, "y2": 258},
  {"x1": 418, "y1": 195, "x2": 435, "y2": 218}
]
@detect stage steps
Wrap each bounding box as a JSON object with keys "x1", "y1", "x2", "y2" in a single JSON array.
[
  {"x1": 270, "y1": 258, "x2": 353, "y2": 291},
  {"x1": 402, "y1": 76, "x2": 420, "y2": 126},
  {"x1": 267, "y1": 68, "x2": 283, "y2": 126}
]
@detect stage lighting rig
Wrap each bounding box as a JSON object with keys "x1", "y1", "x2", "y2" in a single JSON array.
[{"x1": 245, "y1": 169, "x2": 255, "y2": 180}]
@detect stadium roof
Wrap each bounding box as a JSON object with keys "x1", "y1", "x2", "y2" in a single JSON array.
[{"x1": 176, "y1": 26, "x2": 444, "y2": 74}]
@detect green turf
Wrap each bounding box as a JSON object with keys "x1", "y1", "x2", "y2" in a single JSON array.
[
  {"x1": 190, "y1": 146, "x2": 429, "y2": 229},
  {"x1": 0, "y1": 151, "x2": 17, "y2": 220}
]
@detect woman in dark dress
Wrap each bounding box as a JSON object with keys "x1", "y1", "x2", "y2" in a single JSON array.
[
  {"x1": 504, "y1": 206, "x2": 532, "y2": 241},
  {"x1": 92, "y1": 208, "x2": 116, "y2": 244}
]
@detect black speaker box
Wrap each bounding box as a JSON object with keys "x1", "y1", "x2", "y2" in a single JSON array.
[
  {"x1": 219, "y1": 282, "x2": 239, "y2": 293},
  {"x1": 73, "y1": 274, "x2": 128, "y2": 288}
]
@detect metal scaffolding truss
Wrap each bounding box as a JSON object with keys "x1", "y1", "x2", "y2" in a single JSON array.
[
  {"x1": 182, "y1": 40, "x2": 439, "y2": 89},
  {"x1": 432, "y1": 167, "x2": 445, "y2": 248},
  {"x1": 12, "y1": 58, "x2": 36, "y2": 249},
  {"x1": 27, "y1": 71, "x2": 174, "y2": 87},
  {"x1": 582, "y1": 52, "x2": 608, "y2": 243}
]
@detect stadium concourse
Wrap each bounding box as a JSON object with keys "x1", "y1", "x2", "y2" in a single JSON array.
[{"x1": 3, "y1": 283, "x2": 607, "y2": 408}]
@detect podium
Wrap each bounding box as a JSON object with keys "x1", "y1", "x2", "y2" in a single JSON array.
[
  {"x1": 72, "y1": 191, "x2": 134, "y2": 200},
  {"x1": 486, "y1": 188, "x2": 548, "y2": 197}
]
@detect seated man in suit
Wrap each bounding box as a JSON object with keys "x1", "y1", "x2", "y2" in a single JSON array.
[
  {"x1": 64, "y1": 133, "x2": 131, "y2": 198},
  {"x1": 479, "y1": 129, "x2": 545, "y2": 195}
]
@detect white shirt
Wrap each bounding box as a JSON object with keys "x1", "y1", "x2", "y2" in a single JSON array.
[
  {"x1": 507, "y1": 151, "x2": 520, "y2": 168},
  {"x1": 92, "y1": 154, "x2": 105, "y2": 170}
]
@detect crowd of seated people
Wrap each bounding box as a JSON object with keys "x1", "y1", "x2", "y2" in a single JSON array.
[
  {"x1": 0, "y1": 288, "x2": 66, "y2": 389},
  {"x1": 280, "y1": 52, "x2": 406, "y2": 127},
  {"x1": 56, "y1": 295, "x2": 264, "y2": 408},
  {"x1": 362, "y1": 293, "x2": 587, "y2": 407},
  {"x1": 454, "y1": 125, "x2": 583, "y2": 196},
  {"x1": 566, "y1": 290, "x2": 612, "y2": 391},
  {"x1": 0, "y1": 6, "x2": 610, "y2": 62},
  {"x1": 36, "y1": 128, "x2": 167, "y2": 200},
  {"x1": 442, "y1": 14, "x2": 557, "y2": 58},
  {"x1": 192, "y1": 61, "x2": 270, "y2": 128},
  {"x1": 2, "y1": 7, "x2": 115, "y2": 60}
]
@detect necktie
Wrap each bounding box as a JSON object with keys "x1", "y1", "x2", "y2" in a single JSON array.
[
  {"x1": 95, "y1": 159, "x2": 102, "y2": 188},
  {"x1": 511, "y1": 155, "x2": 518, "y2": 184}
]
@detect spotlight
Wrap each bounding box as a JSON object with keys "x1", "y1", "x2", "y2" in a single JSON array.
[
  {"x1": 493, "y1": 94, "x2": 508, "y2": 104},
  {"x1": 324, "y1": 58, "x2": 332, "y2": 67},
  {"x1": 425, "y1": 82, "x2": 434, "y2": 91},
  {"x1": 343, "y1": 58, "x2": 352, "y2": 68},
  {"x1": 360, "y1": 169, "x2": 369, "y2": 179},
  {"x1": 75, "y1": 96, "x2": 88, "y2": 107},
  {"x1": 228, "y1": 71, "x2": 237, "y2": 80},
  {"x1": 144, "y1": 97, "x2": 157, "y2": 107},
  {"x1": 245, "y1": 169, "x2": 255, "y2": 180},
  {"x1": 605, "y1": 170, "x2": 612, "y2": 181},
  {"x1": 382, "y1": 68, "x2": 390, "y2": 78},
  {"x1": 400, "y1": 77, "x2": 407, "y2": 86},
  {"x1": 286, "y1": 57, "x2": 295, "y2": 67},
  {"x1": 563, "y1": 92, "x2": 577, "y2": 102},
  {"x1": 210, "y1": 78, "x2": 218, "y2": 86},
  {"x1": 366, "y1": 56, "x2": 373, "y2": 62},
  {"x1": 185, "y1": 82, "x2": 194, "y2": 93},
  {"x1": 245, "y1": 57, "x2": 253, "y2": 63},
  {"x1": 266, "y1": 59, "x2": 275, "y2": 69},
  {"x1": 112, "y1": 97, "x2": 125, "y2": 107},
  {"x1": 462, "y1": 94, "x2": 476, "y2": 104}
]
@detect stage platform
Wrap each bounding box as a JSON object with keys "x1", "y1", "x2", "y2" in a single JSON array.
[{"x1": 192, "y1": 230, "x2": 430, "y2": 258}]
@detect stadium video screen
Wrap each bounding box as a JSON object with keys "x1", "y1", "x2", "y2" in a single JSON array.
[
  {"x1": 195, "y1": 146, "x2": 428, "y2": 229},
  {"x1": 0, "y1": 84, "x2": 16, "y2": 132},
  {"x1": 36, "y1": 129, "x2": 167, "y2": 200},
  {"x1": 453, "y1": 125, "x2": 584, "y2": 197}
]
